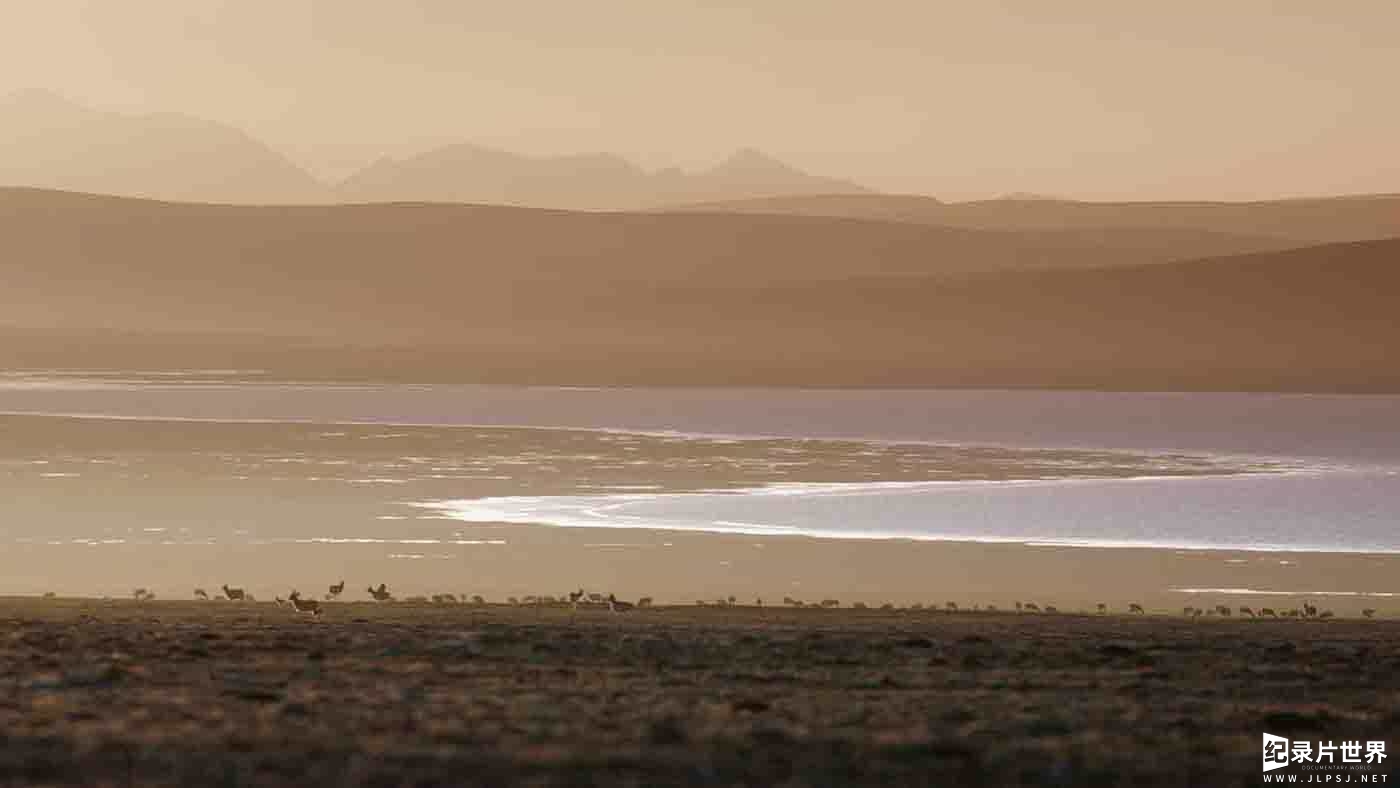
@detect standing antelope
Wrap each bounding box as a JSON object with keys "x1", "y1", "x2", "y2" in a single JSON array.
[
  {"x1": 193, "y1": 588, "x2": 209, "y2": 600},
  {"x1": 221, "y1": 584, "x2": 246, "y2": 602},
  {"x1": 326, "y1": 580, "x2": 345, "y2": 601},
  {"x1": 1128, "y1": 603, "x2": 1145, "y2": 614},
  {"x1": 607, "y1": 594, "x2": 634, "y2": 613},
  {"x1": 367, "y1": 583, "x2": 392, "y2": 601}
]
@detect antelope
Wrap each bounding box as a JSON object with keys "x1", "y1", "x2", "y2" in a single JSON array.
[
  {"x1": 1319, "y1": 610, "x2": 1335, "y2": 619},
  {"x1": 587, "y1": 592, "x2": 606, "y2": 604},
  {"x1": 1044, "y1": 605, "x2": 1059, "y2": 614},
  {"x1": 1260, "y1": 607, "x2": 1277, "y2": 617},
  {"x1": 1303, "y1": 601, "x2": 1318, "y2": 618},
  {"x1": 637, "y1": 597, "x2": 653, "y2": 608},
  {"x1": 1216, "y1": 605, "x2": 1232, "y2": 617},
  {"x1": 1024, "y1": 603, "x2": 1040, "y2": 612},
  {"x1": 1097, "y1": 603, "x2": 1107, "y2": 614},
  {"x1": 607, "y1": 594, "x2": 634, "y2": 613},
  {"x1": 274, "y1": 596, "x2": 286, "y2": 607},
  {"x1": 569, "y1": 589, "x2": 586, "y2": 609},
  {"x1": 287, "y1": 591, "x2": 323, "y2": 617},
  {"x1": 221, "y1": 584, "x2": 246, "y2": 602},
  {"x1": 367, "y1": 583, "x2": 392, "y2": 602},
  {"x1": 507, "y1": 597, "x2": 520, "y2": 605},
  {"x1": 1240, "y1": 606, "x2": 1255, "y2": 617},
  {"x1": 470, "y1": 595, "x2": 486, "y2": 605},
  {"x1": 1128, "y1": 603, "x2": 1145, "y2": 614},
  {"x1": 945, "y1": 602, "x2": 958, "y2": 612},
  {"x1": 1014, "y1": 602, "x2": 1023, "y2": 612},
  {"x1": 194, "y1": 588, "x2": 210, "y2": 600},
  {"x1": 326, "y1": 580, "x2": 345, "y2": 601},
  {"x1": 1362, "y1": 608, "x2": 1377, "y2": 619},
  {"x1": 1183, "y1": 606, "x2": 1196, "y2": 616},
  {"x1": 821, "y1": 599, "x2": 841, "y2": 608}
]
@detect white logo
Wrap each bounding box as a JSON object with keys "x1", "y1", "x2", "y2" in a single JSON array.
[
  {"x1": 1265, "y1": 733, "x2": 1290, "y2": 772},
  {"x1": 1263, "y1": 733, "x2": 1388, "y2": 778}
]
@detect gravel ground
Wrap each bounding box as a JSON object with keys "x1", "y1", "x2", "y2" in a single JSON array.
[{"x1": 2, "y1": 598, "x2": 1396, "y2": 786}]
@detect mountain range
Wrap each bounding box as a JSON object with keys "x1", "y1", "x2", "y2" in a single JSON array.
[{"x1": 0, "y1": 91, "x2": 866, "y2": 208}]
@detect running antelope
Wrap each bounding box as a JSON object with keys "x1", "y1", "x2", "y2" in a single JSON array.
[
  {"x1": 287, "y1": 591, "x2": 323, "y2": 617},
  {"x1": 367, "y1": 583, "x2": 393, "y2": 601},
  {"x1": 326, "y1": 580, "x2": 345, "y2": 601},
  {"x1": 221, "y1": 584, "x2": 246, "y2": 602},
  {"x1": 607, "y1": 594, "x2": 634, "y2": 613},
  {"x1": 194, "y1": 588, "x2": 210, "y2": 600},
  {"x1": 1128, "y1": 603, "x2": 1145, "y2": 614}
]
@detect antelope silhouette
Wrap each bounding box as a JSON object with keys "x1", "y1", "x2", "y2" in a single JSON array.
[{"x1": 288, "y1": 591, "x2": 323, "y2": 617}]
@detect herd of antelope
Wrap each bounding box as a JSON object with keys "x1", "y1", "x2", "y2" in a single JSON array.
[
  {"x1": 155, "y1": 585, "x2": 1386, "y2": 620},
  {"x1": 177, "y1": 581, "x2": 649, "y2": 617}
]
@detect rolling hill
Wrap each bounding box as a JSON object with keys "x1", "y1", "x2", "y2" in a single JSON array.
[
  {"x1": 1, "y1": 188, "x2": 1395, "y2": 391},
  {"x1": 669, "y1": 192, "x2": 1400, "y2": 245}
]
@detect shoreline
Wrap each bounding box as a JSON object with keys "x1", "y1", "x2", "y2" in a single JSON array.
[
  {"x1": 414, "y1": 467, "x2": 1396, "y2": 555},
  {"x1": 5, "y1": 525, "x2": 1398, "y2": 615}
]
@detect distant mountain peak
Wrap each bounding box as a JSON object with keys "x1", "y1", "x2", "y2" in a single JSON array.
[
  {"x1": 710, "y1": 147, "x2": 804, "y2": 178},
  {"x1": 0, "y1": 93, "x2": 325, "y2": 204}
]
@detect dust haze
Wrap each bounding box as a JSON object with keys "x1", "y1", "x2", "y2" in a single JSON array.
[{"x1": 3, "y1": 0, "x2": 1397, "y2": 201}]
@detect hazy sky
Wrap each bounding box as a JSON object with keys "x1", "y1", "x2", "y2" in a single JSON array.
[{"x1": 3, "y1": 0, "x2": 1396, "y2": 200}]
